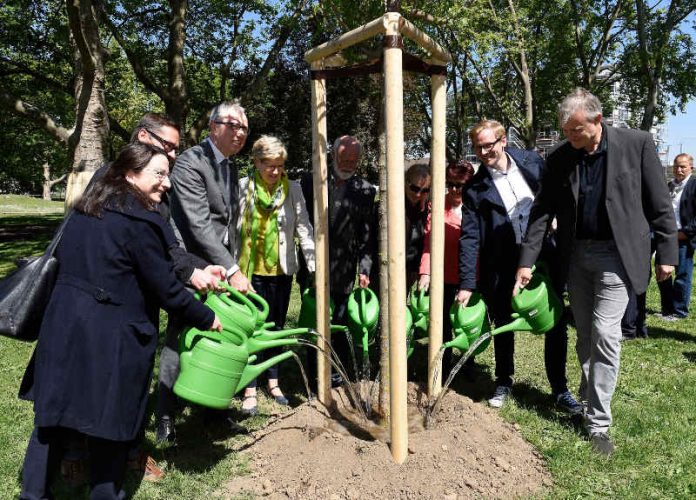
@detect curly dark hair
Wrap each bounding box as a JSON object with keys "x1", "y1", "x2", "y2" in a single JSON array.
[{"x1": 77, "y1": 142, "x2": 168, "y2": 217}]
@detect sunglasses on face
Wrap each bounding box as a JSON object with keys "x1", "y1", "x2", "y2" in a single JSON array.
[
  {"x1": 408, "y1": 184, "x2": 431, "y2": 195},
  {"x1": 446, "y1": 181, "x2": 466, "y2": 190},
  {"x1": 145, "y1": 128, "x2": 178, "y2": 153}
]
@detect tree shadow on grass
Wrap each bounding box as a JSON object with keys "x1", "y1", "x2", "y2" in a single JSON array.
[
  {"x1": 508, "y1": 381, "x2": 585, "y2": 432},
  {"x1": 683, "y1": 351, "x2": 696, "y2": 363},
  {"x1": 645, "y1": 325, "x2": 696, "y2": 343}
]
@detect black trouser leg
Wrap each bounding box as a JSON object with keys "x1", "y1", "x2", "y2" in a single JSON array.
[
  {"x1": 87, "y1": 436, "x2": 128, "y2": 500},
  {"x1": 20, "y1": 427, "x2": 62, "y2": 500}
]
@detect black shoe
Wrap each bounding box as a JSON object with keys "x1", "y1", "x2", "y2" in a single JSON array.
[
  {"x1": 240, "y1": 395, "x2": 258, "y2": 416},
  {"x1": 156, "y1": 417, "x2": 176, "y2": 446},
  {"x1": 330, "y1": 373, "x2": 344, "y2": 388},
  {"x1": 590, "y1": 432, "x2": 615, "y2": 456}
]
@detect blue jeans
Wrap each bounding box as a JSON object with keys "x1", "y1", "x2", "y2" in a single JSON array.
[{"x1": 658, "y1": 242, "x2": 694, "y2": 318}]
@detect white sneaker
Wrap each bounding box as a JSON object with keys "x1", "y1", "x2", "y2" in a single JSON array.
[{"x1": 488, "y1": 385, "x2": 512, "y2": 408}]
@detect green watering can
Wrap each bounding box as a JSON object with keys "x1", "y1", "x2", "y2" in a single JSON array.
[
  {"x1": 174, "y1": 329, "x2": 295, "y2": 409},
  {"x1": 489, "y1": 268, "x2": 562, "y2": 336},
  {"x1": 443, "y1": 292, "x2": 491, "y2": 354},
  {"x1": 346, "y1": 287, "x2": 380, "y2": 355},
  {"x1": 409, "y1": 285, "x2": 430, "y2": 336},
  {"x1": 406, "y1": 307, "x2": 416, "y2": 358},
  {"x1": 297, "y1": 287, "x2": 334, "y2": 329}
]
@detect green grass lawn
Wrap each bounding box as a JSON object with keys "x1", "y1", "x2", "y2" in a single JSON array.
[{"x1": 1, "y1": 197, "x2": 695, "y2": 498}]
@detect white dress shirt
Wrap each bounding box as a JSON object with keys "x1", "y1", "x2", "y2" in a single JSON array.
[{"x1": 487, "y1": 155, "x2": 535, "y2": 244}]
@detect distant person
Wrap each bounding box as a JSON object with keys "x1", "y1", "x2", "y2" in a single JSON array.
[
  {"x1": 19, "y1": 143, "x2": 220, "y2": 499},
  {"x1": 515, "y1": 88, "x2": 677, "y2": 455},
  {"x1": 236, "y1": 135, "x2": 315, "y2": 415},
  {"x1": 298, "y1": 135, "x2": 376, "y2": 385},
  {"x1": 405, "y1": 163, "x2": 431, "y2": 288},
  {"x1": 657, "y1": 153, "x2": 696, "y2": 320},
  {"x1": 457, "y1": 119, "x2": 582, "y2": 415}
]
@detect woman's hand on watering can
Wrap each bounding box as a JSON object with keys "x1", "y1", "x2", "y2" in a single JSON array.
[
  {"x1": 228, "y1": 270, "x2": 255, "y2": 294},
  {"x1": 418, "y1": 274, "x2": 430, "y2": 291},
  {"x1": 210, "y1": 316, "x2": 223, "y2": 332},
  {"x1": 455, "y1": 289, "x2": 472, "y2": 307},
  {"x1": 358, "y1": 273, "x2": 370, "y2": 288},
  {"x1": 513, "y1": 267, "x2": 533, "y2": 296}
]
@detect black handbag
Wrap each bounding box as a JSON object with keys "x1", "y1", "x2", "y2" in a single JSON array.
[{"x1": 0, "y1": 212, "x2": 71, "y2": 341}]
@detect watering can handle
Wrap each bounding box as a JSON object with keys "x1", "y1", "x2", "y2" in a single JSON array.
[
  {"x1": 246, "y1": 291, "x2": 270, "y2": 319},
  {"x1": 183, "y1": 328, "x2": 223, "y2": 350},
  {"x1": 217, "y1": 281, "x2": 255, "y2": 310}
]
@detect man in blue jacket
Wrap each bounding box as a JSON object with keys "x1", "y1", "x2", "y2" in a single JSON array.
[{"x1": 456, "y1": 120, "x2": 581, "y2": 414}]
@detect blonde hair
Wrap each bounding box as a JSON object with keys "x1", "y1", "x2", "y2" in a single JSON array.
[
  {"x1": 251, "y1": 135, "x2": 287, "y2": 162},
  {"x1": 469, "y1": 120, "x2": 506, "y2": 143}
]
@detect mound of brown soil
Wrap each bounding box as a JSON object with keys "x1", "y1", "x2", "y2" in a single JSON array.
[{"x1": 221, "y1": 383, "x2": 551, "y2": 499}]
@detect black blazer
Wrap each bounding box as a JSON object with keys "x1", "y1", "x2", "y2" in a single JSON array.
[
  {"x1": 20, "y1": 195, "x2": 213, "y2": 441},
  {"x1": 675, "y1": 176, "x2": 696, "y2": 250},
  {"x1": 300, "y1": 171, "x2": 376, "y2": 295},
  {"x1": 520, "y1": 125, "x2": 678, "y2": 295}
]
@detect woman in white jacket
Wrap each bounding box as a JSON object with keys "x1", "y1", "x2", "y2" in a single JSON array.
[{"x1": 236, "y1": 135, "x2": 315, "y2": 415}]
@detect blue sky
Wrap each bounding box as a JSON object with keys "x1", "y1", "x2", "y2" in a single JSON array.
[{"x1": 664, "y1": 100, "x2": 696, "y2": 164}]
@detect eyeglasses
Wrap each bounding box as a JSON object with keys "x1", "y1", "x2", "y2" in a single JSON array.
[
  {"x1": 474, "y1": 136, "x2": 502, "y2": 153},
  {"x1": 408, "y1": 184, "x2": 430, "y2": 195},
  {"x1": 145, "y1": 128, "x2": 178, "y2": 153},
  {"x1": 144, "y1": 168, "x2": 170, "y2": 182},
  {"x1": 213, "y1": 121, "x2": 249, "y2": 134},
  {"x1": 446, "y1": 181, "x2": 466, "y2": 190}
]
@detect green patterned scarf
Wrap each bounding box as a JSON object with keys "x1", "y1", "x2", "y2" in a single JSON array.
[{"x1": 239, "y1": 170, "x2": 288, "y2": 278}]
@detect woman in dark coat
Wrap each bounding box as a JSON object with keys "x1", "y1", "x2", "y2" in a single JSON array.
[{"x1": 19, "y1": 142, "x2": 220, "y2": 499}]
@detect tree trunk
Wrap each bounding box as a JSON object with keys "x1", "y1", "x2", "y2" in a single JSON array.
[
  {"x1": 42, "y1": 163, "x2": 52, "y2": 201},
  {"x1": 166, "y1": 0, "x2": 189, "y2": 130},
  {"x1": 64, "y1": 0, "x2": 109, "y2": 209},
  {"x1": 377, "y1": 80, "x2": 390, "y2": 422}
]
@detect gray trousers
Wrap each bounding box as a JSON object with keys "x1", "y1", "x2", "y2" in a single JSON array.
[
  {"x1": 156, "y1": 311, "x2": 187, "y2": 422},
  {"x1": 568, "y1": 240, "x2": 629, "y2": 435}
]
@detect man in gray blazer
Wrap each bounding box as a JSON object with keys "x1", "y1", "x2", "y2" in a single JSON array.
[
  {"x1": 156, "y1": 101, "x2": 251, "y2": 443},
  {"x1": 515, "y1": 88, "x2": 677, "y2": 456}
]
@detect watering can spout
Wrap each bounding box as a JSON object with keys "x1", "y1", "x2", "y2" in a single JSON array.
[
  {"x1": 489, "y1": 315, "x2": 530, "y2": 336},
  {"x1": 235, "y1": 350, "x2": 295, "y2": 394},
  {"x1": 245, "y1": 334, "x2": 304, "y2": 355}
]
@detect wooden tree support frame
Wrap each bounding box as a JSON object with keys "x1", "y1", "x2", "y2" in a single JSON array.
[{"x1": 304, "y1": 12, "x2": 451, "y2": 465}]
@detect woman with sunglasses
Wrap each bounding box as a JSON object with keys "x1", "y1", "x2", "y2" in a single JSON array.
[
  {"x1": 418, "y1": 160, "x2": 475, "y2": 374},
  {"x1": 405, "y1": 163, "x2": 432, "y2": 288},
  {"x1": 19, "y1": 143, "x2": 221, "y2": 499}
]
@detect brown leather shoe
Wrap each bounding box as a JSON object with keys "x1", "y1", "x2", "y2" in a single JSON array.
[{"x1": 127, "y1": 453, "x2": 165, "y2": 482}]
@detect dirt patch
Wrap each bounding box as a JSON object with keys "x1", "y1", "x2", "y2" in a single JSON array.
[{"x1": 220, "y1": 383, "x2": 551, "y2": 499}]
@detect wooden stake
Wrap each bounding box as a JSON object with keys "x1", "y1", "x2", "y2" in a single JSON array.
[
  {"x1": 427, "y1": 65, "x2": 447, "y2": 397},
  {"x1": 310, "y1": 63, "x2": 332, "y2": 404},
  {"x1": 384, "y1": 12, "x2": 408, "y2": 465},
  {"x1": 304, "y1": 16, "x2": 387, "y2": 63},
  {"x1": 400, "y1": 18, "x2": 452, "y2": 63}
]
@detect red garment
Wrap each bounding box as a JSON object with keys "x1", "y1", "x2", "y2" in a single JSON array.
[{"x1": 419, "y1": 199, "x2": 463, "y2": 285}]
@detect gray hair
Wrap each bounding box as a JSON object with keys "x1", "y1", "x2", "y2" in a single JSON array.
[
  {"x1": 332, "y1": 135, "x2": 362, "y2": 157},
  {"x1": 558, "y1": 88, "x2": 603, "y2": 127},
  {"x1": 210, "y1": 101, "x2": 246, "y2": 124},
  {"x1": 252, "y1": 135, "x2": 287, "y2": 162}
]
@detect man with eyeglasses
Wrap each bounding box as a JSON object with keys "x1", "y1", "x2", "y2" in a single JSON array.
[
  {"x1": 157, "y1": 102, "x2": 250, "y2": 441},
  {"x1": 656, "y1": 153, "x2": 696, "y2": 321},
  {"x1": 515, "y1": 88, "x2": 677, "y2": 455},
  {"x1": 298, "y1": 135, "x2": 376, "y2": 386},
  {"x1": 456, "y1": 119, "x2": 583, "y2": 417}
]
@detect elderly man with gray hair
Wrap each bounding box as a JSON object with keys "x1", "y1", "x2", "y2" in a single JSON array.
[{"x1": 514, "y1": 88, "x2": 677, "y2": 455}]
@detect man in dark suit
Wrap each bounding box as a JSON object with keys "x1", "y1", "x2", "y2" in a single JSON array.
[
  {"x1": 658, "y1": 153, "x2": 696, "y2": 319},
  {"x1": 456, "y1": 120, "x2": 581, "y2": 415},
  {"x1": 162, "y1": 102, "x2": 251, "y2": 432},
  {"x1": 515, "y1": 88, "x2": 678, "y2": 455},
  {"x1": 298, "y1": 135, "x2": 376, "y2": 384}
]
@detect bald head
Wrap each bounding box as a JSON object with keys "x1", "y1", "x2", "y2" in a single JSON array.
[{"x1": 333, "y1": 135, "x2": 362, "y2": 180}]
